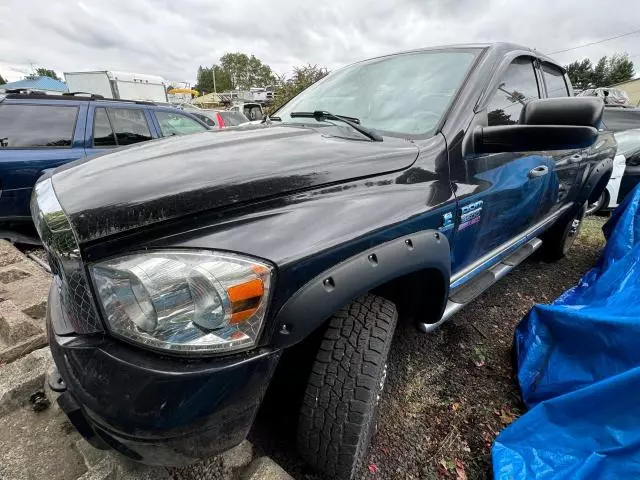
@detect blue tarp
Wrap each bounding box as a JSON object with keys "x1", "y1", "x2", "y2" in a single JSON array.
[{"x1": 493, "y1": 186, "x2": 640, "y2": 480}]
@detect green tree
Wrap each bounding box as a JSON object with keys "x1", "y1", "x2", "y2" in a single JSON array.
[
  {"x1": 607, "y1": 54, "x2": 635, "y2": 85},
  {"x1": 271, "y1": 64, "x2": 329, "y2": 111},
  {"x1": 566, "y1": 54, "x2": 634, "y2": 89},
  {"x1": 194, "y1": 65, "x2": 232, "y2": 94},
  {"x1": 592, "y1": 57, "x2": 608, "y2": 86},
  {"x1": 26, "y1": 68, "x2": 61, "y2": 81},
  {"x1": 566, "y1": 59, "x2": 593, "y2": 90},
  {"x1": 219, "y1": 53, "x2": 276, "y2": 90},
  {"x1": 0, "y1": 73, "x2": 6, "y2": 85}
]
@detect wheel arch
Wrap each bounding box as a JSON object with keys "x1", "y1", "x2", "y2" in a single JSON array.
[
  {"x1": 580, "y1": 157, "x2": 614, "y2": 206},
  {"x1": 270, "y1": 229, "x2": 450, "y2": 349}
]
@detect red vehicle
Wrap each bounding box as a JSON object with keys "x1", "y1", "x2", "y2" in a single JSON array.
[{"x1": 186, "y1": 109, "x2": 251, "y2": 129}]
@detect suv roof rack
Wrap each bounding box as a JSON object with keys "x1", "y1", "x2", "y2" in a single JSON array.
[
  {"x1": 62, "y1": 92, "x2": 105, "y2": 99},
  {"x1": 3, "y1": 91, "x2": 157, "y2": 106}
]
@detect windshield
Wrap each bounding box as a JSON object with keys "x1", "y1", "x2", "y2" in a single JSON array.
[
  {"x1": 220, "y1": 111, "x2": 250, "y2": 126},
  {"x1": 276, "y1": 50, "x2": 478, "y2": 137}
]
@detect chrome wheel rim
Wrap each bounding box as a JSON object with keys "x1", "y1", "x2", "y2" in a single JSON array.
[{"x1": 376, "y1": 363, "x2": 388, "y2": 404}]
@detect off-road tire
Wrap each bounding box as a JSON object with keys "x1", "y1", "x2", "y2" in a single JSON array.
[
  {"x1": 297, "y1": 294, "x2": 398, "y2": 480},
  {"x1": 540, "y1": 203, "x2": 587, "y2": 261}
]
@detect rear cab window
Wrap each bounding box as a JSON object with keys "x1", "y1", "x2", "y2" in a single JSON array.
[
  {"x1": 487, "y1": 57, "x2": 541, "y2": 126},
  {"x1": 154, "y1": 111, "x2": 208, "y2": 136},
  {"x1": 0, "y1": 104, "x2": 78, "y2": 148},
  {"x1": 542, "y1": 63, "x2": 570, "y2": 98}
]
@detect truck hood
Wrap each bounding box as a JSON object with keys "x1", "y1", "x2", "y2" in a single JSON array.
[{"x1": 52, "y1": 125, "x2": 419, "y2": 243}]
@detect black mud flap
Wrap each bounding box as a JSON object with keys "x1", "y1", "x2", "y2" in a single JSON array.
[{"x1": 57, "y1": 392, "x2": 110, "y2": 451}]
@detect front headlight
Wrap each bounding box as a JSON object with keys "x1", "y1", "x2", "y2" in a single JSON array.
[{"x1": 89, "y1": 251, "x2": 273, "y2": 354}]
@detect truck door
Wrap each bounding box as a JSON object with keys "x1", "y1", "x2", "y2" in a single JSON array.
[
  {"x1": 450, "y1": 56, "x2": 552, "y2": 280},
  {"x1": 534, "y1": 62, "x2": 588, "y2": 220}
]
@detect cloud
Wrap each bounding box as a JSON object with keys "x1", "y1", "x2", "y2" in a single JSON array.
[{"x1": 1, "y1": 0, "x2": 639, "y2": 84}]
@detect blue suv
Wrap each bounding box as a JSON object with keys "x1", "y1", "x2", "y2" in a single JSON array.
[{"x1": 0, "y1": 91, "x2": 210, "y2": 242}]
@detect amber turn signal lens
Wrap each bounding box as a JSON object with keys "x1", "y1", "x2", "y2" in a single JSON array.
[{"x1": 227, "y1": 278, "x2": 264, "y2": 324}]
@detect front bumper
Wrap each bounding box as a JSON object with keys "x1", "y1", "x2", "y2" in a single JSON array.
[{"x1": 47, "y1": 283, "x2": 281, "y2": 466}]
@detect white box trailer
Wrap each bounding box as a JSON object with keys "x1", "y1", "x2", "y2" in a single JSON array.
[{"x1": 64, "y1": 71, "x2": 168, "y2": 103}]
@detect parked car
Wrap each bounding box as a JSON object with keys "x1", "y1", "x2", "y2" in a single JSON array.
[
  {"x1": 0, "y1": 91, "x2": 209, "y2": 242},
  {"x1": 587, "y1": 106, "x2": 640, "y2": 214},
  {"x1": 587, "y1": 128, "x2": 640, "y2": 214},
  {"x1": 578, "y1": 87, "x2": 630, "y2": 106},
  {"x1": 187, "y1": 109, "x2": 251, "y2": 129},
  {"x1": 229, "y1": 102, "x2": 263, "y2": 121},
  {"x1": 33, "y1": 43, "x2": 613, "y2": 480}
]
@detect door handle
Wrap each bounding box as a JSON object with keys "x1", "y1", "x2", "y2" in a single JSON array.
[{"x1": 528, "y1": 165, "x2": 549, "y2": 179}]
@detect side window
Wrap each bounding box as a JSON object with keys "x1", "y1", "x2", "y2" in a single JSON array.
[
  {"x1": 0, "y1": 104, "x2": 78, "y2": 148},
  {"x1": 487, "y1": 58, "x2": 540, "y2": 126},
  {"x1": 93, "y1": 108, "x2": 117, "y2": 147},
  {"x1": 542, "y1": 64, "x2": 569, "y2": 98},
  {"x1": 106, "y1": 108, "x2": 152, "y2": 146},
  {"x1": 154, "y1": 111, "x2": 208, "y2": 136}
]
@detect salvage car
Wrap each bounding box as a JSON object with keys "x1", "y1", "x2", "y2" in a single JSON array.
[
  {"x1": 0, "y1": 91, "x2": 209, "y2": 242},
  {"x1": 187, "y1": 109, "x2": 252, "y2": 129},
  {"x1": 587, "y1": 128, "x2": 640, "y2": 214},
  {"x1": 32, "y1": 43, "x2": 614, "y2": 480},
  {"x1": 586, "y1": 106, "x2": 640, "y2": 214}
]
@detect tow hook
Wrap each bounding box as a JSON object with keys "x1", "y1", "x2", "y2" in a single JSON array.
[
  {"x1": 30, "y1": 391, "x2": 50, "y2": 412},
  {"x1": 47, "y1": 365, "x2": 67, "y2": 392}
]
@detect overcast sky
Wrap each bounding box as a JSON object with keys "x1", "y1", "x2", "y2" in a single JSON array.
[{"x1": 2, "y1": 0, "x2": 640, "y2": 84}]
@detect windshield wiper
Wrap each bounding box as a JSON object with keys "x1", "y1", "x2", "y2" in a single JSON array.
[{"x1": 289, "y1": 111, "x2": 382, "y2": 141}]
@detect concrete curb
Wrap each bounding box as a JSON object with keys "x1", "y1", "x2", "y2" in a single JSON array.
[
  {"x1": 0, "y1": 346, "x2": 51, "y2": 417},
  {"x1": 0, "y1": 240, "x2": 51, "y2": 364}
]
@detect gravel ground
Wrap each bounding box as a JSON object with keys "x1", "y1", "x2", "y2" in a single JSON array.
[{"x1": 252, "y1": 215, "x2": 608, "y2": 480}]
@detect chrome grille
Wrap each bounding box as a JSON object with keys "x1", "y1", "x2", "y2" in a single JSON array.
[{"x1": 31, "y1": 179, "x2": 104, "y2": 334}]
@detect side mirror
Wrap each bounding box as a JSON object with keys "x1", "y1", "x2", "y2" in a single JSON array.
[
  {"x1": 475, "y1": 97, "x2": 604, "y2": 154},
  {"x1": 520, "y1": 97, "x2": 604, "y2": 128}
]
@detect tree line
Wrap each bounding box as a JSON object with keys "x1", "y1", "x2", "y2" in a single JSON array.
[
  {"x1": 0, "y1": 67, "x2": 61, "y2": 86},
  {"x1": 195, "y1": 52, "x2": 328, "y2": 110},
  {"x1": 9, "y1": 51, "x2": 632, "y2": 107},
  {"x1": 1, "y1": 55, "x2": 329, "y2": 110},
  {"x1": 565, "y1": 53, "x2": 635, "y2": 90}
]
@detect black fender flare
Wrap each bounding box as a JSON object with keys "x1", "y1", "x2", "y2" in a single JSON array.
[
  {"x1": 577, "y1": 157, "x2": 614, "y2": 206},
  {"x1": 270, "y1": 229, "x2": 451, "y2": 348}
]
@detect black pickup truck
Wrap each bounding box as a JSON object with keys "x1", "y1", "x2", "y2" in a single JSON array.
[{"x1": 33, "y1": 43, "x2": 614, "y2": 479}]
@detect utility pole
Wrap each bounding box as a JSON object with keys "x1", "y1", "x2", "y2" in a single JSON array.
[{"x1": 212, "y1": 67, "x2": 217, "y2": 94}]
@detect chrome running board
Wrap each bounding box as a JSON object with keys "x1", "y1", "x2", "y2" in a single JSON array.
[{"x1": 419, "y1": 237, "x2": 542, "y2": 333}]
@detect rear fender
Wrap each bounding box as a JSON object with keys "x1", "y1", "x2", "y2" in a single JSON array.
[
  {"x1": 270, "y1": 229, "x2": 450, "y2": 348},
  {"x1": 579, "y1": 157, "x2": 614, "y2": 206}
]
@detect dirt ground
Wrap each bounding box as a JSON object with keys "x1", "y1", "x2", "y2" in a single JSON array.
[{"x1": 252, "y1": 216, "x2": 607, "y2": 480}]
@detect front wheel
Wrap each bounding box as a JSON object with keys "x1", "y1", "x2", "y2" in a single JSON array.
[{"x1": 297, "y1": 294, "x2": 397, "y2": 480}]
